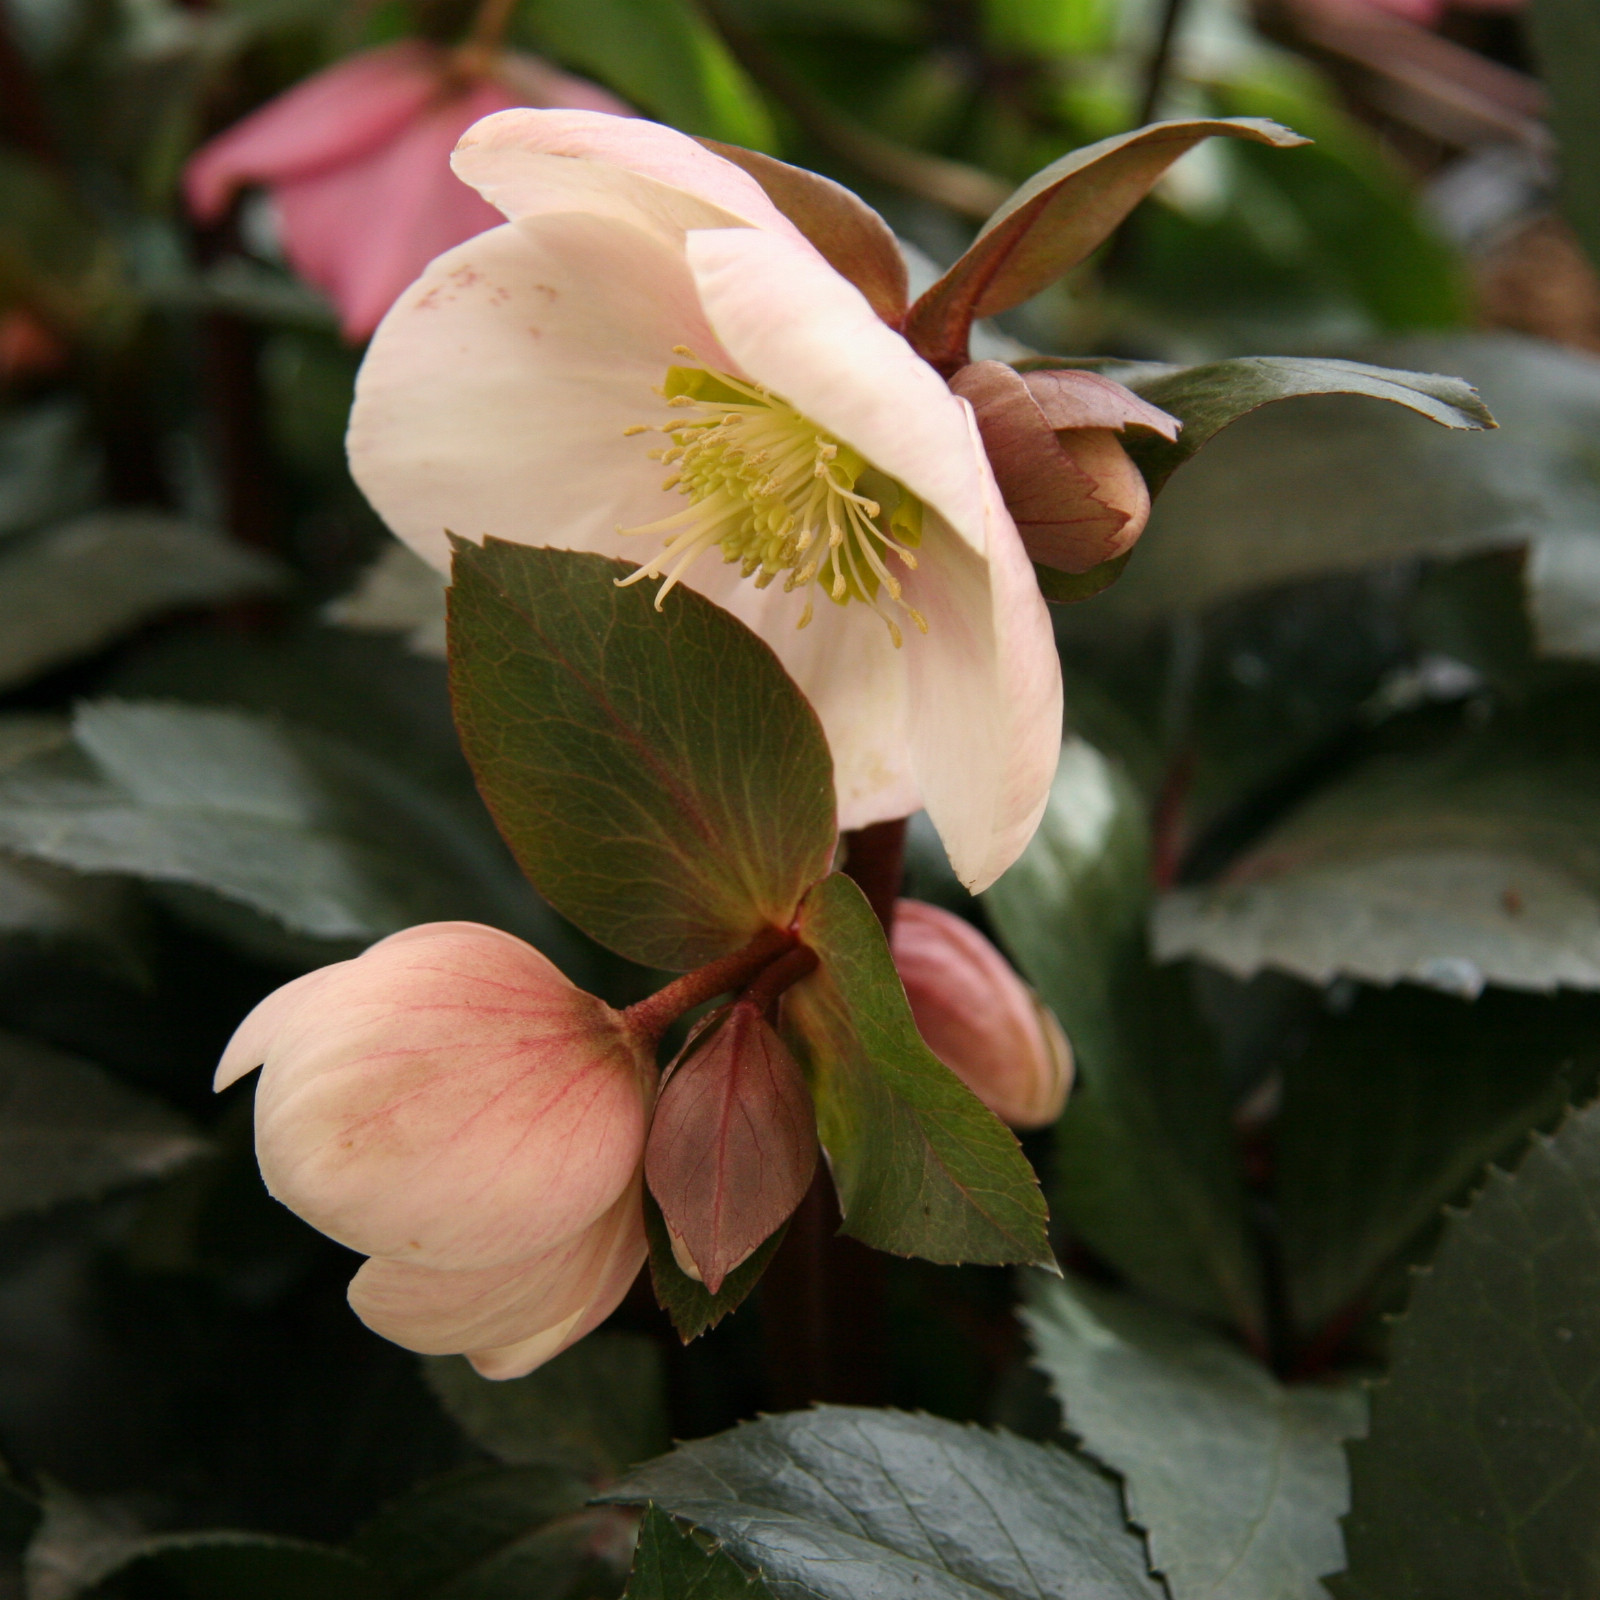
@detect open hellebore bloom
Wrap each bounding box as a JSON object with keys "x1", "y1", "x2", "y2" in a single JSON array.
[
  {"x1": 185, "y1": 43, "x2": 629, "y2": 340},
  {"x1": 347, "y1": 110, "x2": 1062, "y2": 893},
  {"x1": 891, "y1": 898, "x2": 1072, "y2": 1129},
  {"x1": 949, "y1": 362, "x2": 1180, "y2": 576},
  {"x1": 215, "y1": 921, "x2": 654, "y2": 1378}
]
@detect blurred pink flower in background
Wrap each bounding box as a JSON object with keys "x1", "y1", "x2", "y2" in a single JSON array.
[
  {"x1": 184, "y1": 41, "x2": 630, "y2": 340},
  {"x1": 890, "y1": 898, "x2": 1072, "y2": 1130}
]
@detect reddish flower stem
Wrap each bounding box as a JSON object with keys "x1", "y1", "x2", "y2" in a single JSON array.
[
  {"x1": 742, "y1": 944, "x2": 819, "y2": 1016},
  {"x1": 623, "y1": 925, "x2": 794, "y2": 1047}
]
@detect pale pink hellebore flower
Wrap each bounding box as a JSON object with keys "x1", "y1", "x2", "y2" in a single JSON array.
[
  {"x1": 347, "y1": 110, "x2": 1063, "y2": 893},
  {"x1": 891, "y1": 898, "x2": 1072, "y2": 1129},
  {"x1": 216, "y1": 921, "x2": 653, "y2": 1378},
  {"x1": 184, "y1": 43, "x2": 630, "y2": 340}
]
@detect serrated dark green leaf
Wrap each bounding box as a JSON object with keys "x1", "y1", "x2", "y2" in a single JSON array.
[
  {"x1": 643, "y1": 1189, "x2": 787, "y2": 1341},
  {"x1": 0, "y1": 512, "x2": 281, "y2": 692},
  {"x1": 625, "y1": 1507, "x2": 774, "y2": 1600},
  {"x1": 604, "y1": 1407, "x2": 1164, "y2": 1600},
  {"x1": 351, "y1": 1461, "x2": 631, "y2": 1600},
  {"x1": 1279, "y1": 985, "x2": 1600, "y2": 1339},
  {"x1": 0, "y1": 1029, "x2": 205, "y2": 1222},
  {"x1": 785, "y1": 872, "x2": 1051, "y2": 1266},
  {"x1": 1154, "y1": 704, "x2": 1600, "y2": 995},
  {"x1": 448, "y1": 542, "x2": 835, "y2": 971},
  {"x1": 986, "y1": 740, "x2": 1266, "y2": 1336},
  {"x1": 1025, "y1": 1275, "x2": 1365, "y2": 1600},
  {"x1": 424, "y1": 1333, "x2": 666, "y2": 1478},
  {"x1": 0, "y1": 700, "x2": 510, "y2": 944},
  {"x1": 1333, "y1": 1097, "x2": 1600, "y2": 1599},
  {"x1": 1078, "y1": 356, "x2": 1492, "y2": 495}
]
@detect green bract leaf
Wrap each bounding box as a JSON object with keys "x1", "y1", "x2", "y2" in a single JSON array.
[
  {"x1": 1279, "y1": 984, "x2": 1600, "y2": 1339},
  {"x1": 424, "y1": 1332, "x2": 667, "y2": 1479},
  {"x1": 1034, "y1": 554, "x2": 1130, "y2": 606},
  {"x1": 1154, "y1": 704, "x2": 1600, "y2": 995},
  {"x1": 449, "y1": 542, "x2": 835, "y2": 971},
  {"x1": 643, "y1": 1189, "x2": 788, "y2": 1341},
  {"x1": 1062, "y1": 334, "x2": 1599, "y2": 640},
  {"x1": 0, "y1": 701, "x2": 505, "y2": 943},
  {"x1": 986, "y1": 740, "x2": 1266, "y2": 1336},
  {"x1": 0, "y1": 1029, "x2": 205, "y2": 1222},
  {"x1": 352, "y1": 1462, "x2": 632, "y2": 1600},
  {"x1": 522, "y1": 0, "x2": 775, "y2": 148},
  {"x1": 1025, "y1": 1275, "x2": 1366, "y2": 1600},
  {"x1": 1333, "y1": 1097, "x2": 1600, "y2": 1599},
  {"x1": 785, "y1": 872, "x2": 1051, "y2": 1266},
  {"x1": 626, "y1": 1506, "x2": 775, "y2": 1600},
  {"x1": 0, "y1": 512, "x2": 281, "y2": 692},
  {"x1": 1050, "y1": 355, "x2": 1493, "y2": 495},
  {"x1": 904, "y1": 118, "x2": 1308, "y2": 369},
  {"x1": 603, "y1": 1407, "x2": 1166, "y2": 1600}
]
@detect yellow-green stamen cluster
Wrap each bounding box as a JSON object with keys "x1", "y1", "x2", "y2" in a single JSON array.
[{"x1": 617, "y1": 354, "x2": 928, "y2": 646}]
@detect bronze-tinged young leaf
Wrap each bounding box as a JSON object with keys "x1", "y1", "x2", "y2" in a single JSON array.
[
  {"x1": 603, "y1": 1408, "x2": 1165, "y2": 1600},
  {"x1": 448, "y1": 542, "x2": 836, "y2": 971},
  {"x1": 646, "y1": 1003, "x2": 818, "y2": 1294},
  {"x1": 643, "y1": 1190, "x2": 788, "y2": 1341},
  {"x1": 1052, "y1": 354, "x2": 1495, "y2": 495},
  {"x1": 785, "y1": 872, "x2": 1052, "y2": 1266},
  {"x1": 1333, "y1": 1097, "x2": 1600, "y2": 1600},
  {"x1": 696, "y1": 141, "x2": 908, "y2": 324},
  {"x1": 904, "y1": 119, "x2": 1308, "y2": 370},
  {"x1": 625, "y1": 1507, "x2": 776, "y2": 1600}
]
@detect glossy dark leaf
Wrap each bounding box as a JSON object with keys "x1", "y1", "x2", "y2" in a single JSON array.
[
  {"x1": 986, "y1": 740, "x2": 1266, "y2": 1336},
  {"x1": 1333, "y1": 1097, "x2": 1600, "y2": 1599},
  {"x1": 604, "y1": 1407, "x2": 1165, "y2": 1600},
  {"x1": 904, "y1": 119, "x2": 1307, "y2": 368},
  {"x1": 448, "y1": 542, "x2": 835, "y2": 970},
  {"x1": 624, "y1": 1507, "x2": 775, "y2": 1600},
  {"x1": 786, "y1": 872, "x2": 1052, "y2": 1266},
  {"x1": 1026, "y1": 1275, "x2": 1364, "y2": 1600}
]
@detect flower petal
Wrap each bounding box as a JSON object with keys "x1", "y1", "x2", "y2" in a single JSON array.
[
  {"x1": 349, "y1": 211, "x2": 727, "y2": 572},
  {"x1": 215, "y1": 964, "x2": 340, "y2": 1091},
  {"x1": 902, "y1": 421, "x2": 1061, "y2": 891},
  {"x1": 347, "y1": 1176, "x2": 645, "y2": 1374},
  {"x1": 452, "y1": 109, "x2": 804, "y2": 243},
  {"x1": 685, "y1": 226, "x2": 991, "y2": 554},
  {"x1": 250, "y1": 922, "x2": 653, "y2": 1269},
  {"x1": 185, "y1": 42, "x2": 443, "y2": 220}
]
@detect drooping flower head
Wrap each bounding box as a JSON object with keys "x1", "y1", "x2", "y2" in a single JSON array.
[
  {"x1": 184, "y1": 44, "x2": 630, "y2": 340},
  {"x1": 347, "y1": 110, "x2": 1063, "y2": 893},
  {"x1": 216, "y1": 921, "x2": 654, "y2": 1378}
]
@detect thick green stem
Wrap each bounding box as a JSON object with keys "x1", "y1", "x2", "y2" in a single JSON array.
[{"x1": 623, "y1": 925, "x2": 794, "y2": 1047}]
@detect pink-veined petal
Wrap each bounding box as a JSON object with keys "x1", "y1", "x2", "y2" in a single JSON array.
[
  {"x1": 185, "y1": 42, "x2": 442, "y2": 220},
  {"x1": 349, "y1": 212, "x2": 730, "y2": 572},
  {"x1": 215, "y1": 964, "x2": 342, "y2": 1091},
  {"x1": 347, "y1": 1176, "x2": 645, "y2": 1373},
  {"x1": 685, "y1": 227, "x2": 991, "y2": 555},
  {"x1": 248, "y1": 922, "x2": 653, "y2": 1270},
  {"x1": 902, "y1": 425, "x2": 1061, "y2": 891},
  {"x1": 453, "y1": 109, "x2": 804, "y2": 242}
]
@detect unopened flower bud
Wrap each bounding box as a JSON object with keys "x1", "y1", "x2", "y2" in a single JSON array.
[
  {"x1": 891, "y1": 899, "x2": 1072, "y2": 1129},
  {"x1": 216, "y1": 922, "x2": 655, "y2": 1274},
  {"x1": 645, "y1": 1002, "x2": 818, "y2": 1293},
  {"x1": 949, "y1": 361, "x2": 1179, "y2": 575}
]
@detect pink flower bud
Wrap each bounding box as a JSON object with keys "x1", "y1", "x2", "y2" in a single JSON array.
[
  {"x1": 347, "y1": 1172, "x2": 647, "y2": 1379},
  {"x1": 890, "y1": 899, "x2": 1072, "y2": 1129},
  {"x1": 949, "y1": 361, "x2": 1178, "y2": 575},
  {"x1": 216, "y1": 921, "x2": 655, "y2": 1273},
  {"x1": 645, "y1": 1003, "x2": 817, "y2": 1293},
  {"x1": 183, "y1": 42, "x2": 630, "y2": 340}
]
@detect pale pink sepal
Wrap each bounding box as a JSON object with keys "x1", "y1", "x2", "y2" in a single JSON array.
[
  {"x1": 223, "y1": 921, "x2": 654, "y2": 1271},
  {"x1": 892, "y1": 899, "x2": 1072, "y2": 1129}
]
